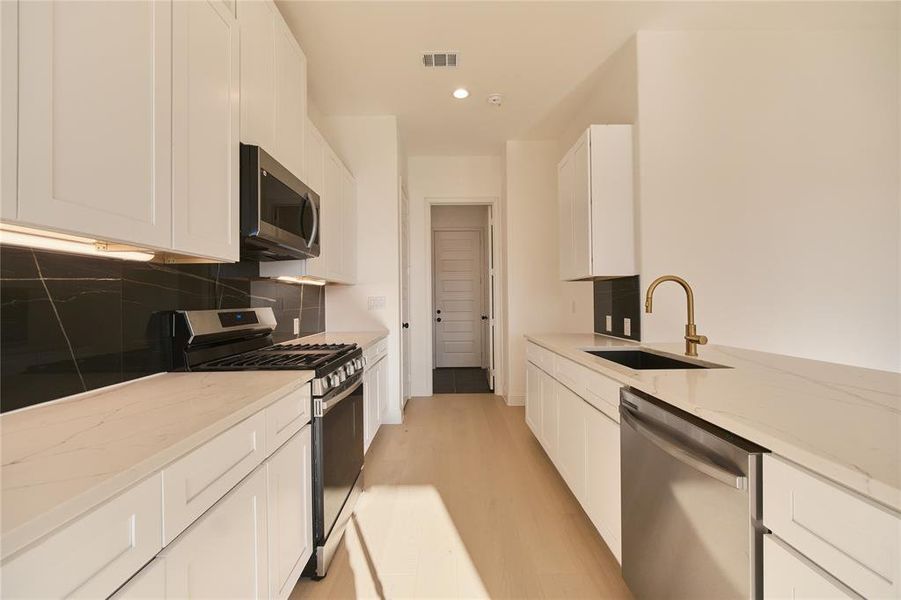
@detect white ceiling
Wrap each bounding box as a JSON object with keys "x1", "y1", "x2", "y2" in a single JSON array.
[{"x1": 276, "y1": 1, "x2": 896, "y2": 156}]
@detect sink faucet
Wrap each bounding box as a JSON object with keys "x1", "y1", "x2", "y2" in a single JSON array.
[{"x1": 645, "y1": 275, "x2": 708, "y2": 357}]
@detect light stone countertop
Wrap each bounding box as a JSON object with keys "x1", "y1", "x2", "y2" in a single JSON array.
[
  {"x1": 287, "y1": 330, "x2": 389, "y2": 350},
  {"x1": 0, "y1": 370, "x2": 312, "y2": 560},
  {"x1": 526, "y1": 332, "x2": 901, "y2": 514}
]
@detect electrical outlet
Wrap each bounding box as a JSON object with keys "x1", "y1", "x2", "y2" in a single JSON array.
[
  {"x1": 605, "y1": 315, "x2": 612, "y2": 332},
  {"x1": 367, "y1": 296, "x2": 386, "y2": 311},
  {"x1": 624, "y1": 318, "x2": 632, "y2": 337},
  {"x1": 293, "y1": 318, "x2": 300, "y2": 336}
]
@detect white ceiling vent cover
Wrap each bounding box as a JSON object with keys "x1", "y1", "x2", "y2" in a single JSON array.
[{"x1": 422, "y1": 52, "x2": 458, "y2": 68}]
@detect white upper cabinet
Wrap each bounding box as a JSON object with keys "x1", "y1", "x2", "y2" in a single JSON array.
[
  {"x1": 273, "y1": 17, "x2": 306, "y2": 179},
  {"x1": 558, "y1": 124, "x2": 635, "y2": 280},
  {"x1": 171, "y1": 0, "x2": 240, "y2": 262},
  {"x1": 237, "y1": 0, "x2": 277, "y2": 152},
  {"x1": 341, "y1": 164, "x2": 358, "y2": 284},
  {"x1": 238, "y1": 0, "x2": 305, "y2": 180},
  {"x1": 16, "y1": 0, "x2": 173, "y2": 249}
]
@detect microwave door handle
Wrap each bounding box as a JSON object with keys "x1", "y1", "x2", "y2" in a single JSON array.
[
  {"x1": 307, "y1": 195, "x2": 319, "y2": 248},
  {"x1": 620, "y1": 406, "x2": 747, "y2": 490}
]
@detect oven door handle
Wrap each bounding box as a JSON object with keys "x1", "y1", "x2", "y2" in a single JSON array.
[
  {"x1": 315, "y1": 377, "x2": 363, "y2": 417},
  {"x1": 620, "y1": 406, "x2": 747, "y2": 490}
]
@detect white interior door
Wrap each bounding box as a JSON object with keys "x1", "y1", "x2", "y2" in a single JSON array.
[
  {"x1": 433, "y1": 229, "x2": 483, "y2": 368},
  {"x1": 400, "y1": 182, "x2": 412, "y2": 405},
  {"x1": 486, "y1": 207, "x2": 496, "y2": 390}
]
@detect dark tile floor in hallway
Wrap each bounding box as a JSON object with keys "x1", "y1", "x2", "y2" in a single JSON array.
[{"x1": 432, "y1": 367, "x2": 491, "y2": 394}]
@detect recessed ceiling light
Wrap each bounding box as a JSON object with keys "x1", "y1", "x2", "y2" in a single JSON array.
[{"x1": 453, "y1": 88, "x2": 469, "y2": 99}]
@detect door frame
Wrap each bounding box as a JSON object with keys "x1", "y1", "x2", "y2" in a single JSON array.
[
  {"x1": 431, "y1": 226, "x2": 485, "y2": 370},
  {"x1": 424, "y1": 198, "x2": 503, "y2": 396}
]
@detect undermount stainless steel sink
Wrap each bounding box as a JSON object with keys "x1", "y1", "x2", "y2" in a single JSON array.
[{"x1": 584, "y1": 349, "x2": 728, "y2": 370}]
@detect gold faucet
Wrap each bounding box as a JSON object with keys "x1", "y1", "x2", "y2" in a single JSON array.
[{"x1": 645, "y1": 275, "x2": 708, "y2": 357}]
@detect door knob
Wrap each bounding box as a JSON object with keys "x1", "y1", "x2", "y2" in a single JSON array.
[
  {"x1": 436, "y1": 317, "x2": 442, "y2": 322},
  {"x1": 402, "y1": 322, "x2": 409, "y2": 329},
  {"x1": 481, "y1": 315, "x2": 488, "y2": 320}
]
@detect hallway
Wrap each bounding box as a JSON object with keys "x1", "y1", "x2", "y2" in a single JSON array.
[{"x1": 293, "y1": 394, "x2": 631, "y2": 599}]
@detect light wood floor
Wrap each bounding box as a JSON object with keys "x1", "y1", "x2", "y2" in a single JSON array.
[{"x1": 292, "y1": 394, "x2": 632, "y2": 599}]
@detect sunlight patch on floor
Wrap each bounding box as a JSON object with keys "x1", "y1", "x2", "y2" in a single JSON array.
[{"x1": 333, "y1": 484, "x2": 488, "y2": 599}]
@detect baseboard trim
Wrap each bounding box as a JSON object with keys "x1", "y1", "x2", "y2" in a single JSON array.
[{"x1": 506, "y1": 394, "x2": 525, "y2": 407}]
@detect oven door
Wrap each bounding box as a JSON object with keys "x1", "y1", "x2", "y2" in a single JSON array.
[{"x1": 312, "y1": 376, "x2": 364, "y2": 543}]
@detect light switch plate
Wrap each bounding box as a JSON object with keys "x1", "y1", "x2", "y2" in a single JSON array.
[
  {"x1": 624, "y1": 318, "x2": 632, "y2": 337},
  {"x1": 605, "y1": 315, "x2": 612, "y2": 332},
  {"x1": 293, "y1": 318, "x2": 300, "y2": 336},
  {"x1": 368, "y1": 296, "x2": 386, "y2": 310}
]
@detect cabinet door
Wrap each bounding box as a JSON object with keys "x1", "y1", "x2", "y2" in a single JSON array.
[
  {"x1": 324, "y1": 149, "x2": 345, "y2": 282},
  {"x1": 304, "y1": 122, "x2": 328, "y2": 278},
  {"x1": 584, "y1": 403, "x2": 622, "y2": 563},
  {"x1": 110, "y1": 558, "x2": 166, "y2": 600},
  {"x1": 162, "y1": 466, "x2": 268, "y2": 599},
  {"x1": 539, "y1": 371, "x2": 559, "y2": 461},
  {"x1": 342, "y1": 167, "x2": 358, "y2": 284},
  {"x1": 525, "y1": 362, "x2": 542, "y2": 437},
  {"x1": 556, "y1": 385, "x2": 586, "y2": 503},
  {"x1": 273, "y1": 18, "x2": 305, "y2": 178},
  {"x1": 557, "y1": 152, "x2": 573, "y2": 280},
  {"x1": 363, "y1": 367, "x2": 375, "y2": 453},
  {"x1": 570, "y1": 131, "x2": 592, "y2": 279},
  {"x1": 267, "y1": 426, "x2": 313, "y2": 600},
  {"x1": 17, "y1": 0, "x2": 172, "y2": 248},
  {"x1": 237, "y1": 0, "x2": 276, "y2": 151},
  {"x1": 172, "y1": 0, "x2": 239, "y2": 261},
  {"x1": 764, "y1": 535, "x2": 856, "y2": 600},
  {"x1": 378, "y1": 356, "x2": 389, "y2": 424}
]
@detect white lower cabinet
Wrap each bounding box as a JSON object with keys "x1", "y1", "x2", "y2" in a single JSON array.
[
  {"x1": 556, "y1": 384, "x2": 586, "y2": 502},
  {"x1": 111, "y1": 558, "x2": 167, "y2": 599},
  {"x1": 267, "y1": 426, "x2": 313, "y2": 600},
  {"x1": 364, "y1": 356, "x2": 388, "y2": 453},
  {"x1": 539, "y1": 368, "x2": 559, "y2": 461},
  {"x1": 525, "y1": 361, "x2": 542, "y2": 437},
  {"x1": 526, "y1": 353, "x2": 622, "y2": 565},
  {"x1": 764, "y1": 535, "x2": 856, "y2": 599},
  {"x1": 584, "y1": 402, "x2": 622, "y2": 563},
  {"x1": 1, "y1": 474, "x2": 163, "y2": 599},
  {"x1": 160, "y1": 465, "x2": 269, "y2": 599}
]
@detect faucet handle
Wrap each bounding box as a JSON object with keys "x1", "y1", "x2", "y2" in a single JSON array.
[{"x1": 686, "y1": 334, "x2": 708, "y2": 345}]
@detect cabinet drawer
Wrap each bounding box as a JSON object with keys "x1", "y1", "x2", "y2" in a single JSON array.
[
  {"x1": 266, "y1": 384, "x2": 311, "y2": 455},
  {"x1": 163, "y1": 411, "x2": 266, "y2": 544},
  {"x1": 1, "y1": 474, "x2": 162, "y2": 599},
  {"x1": 553, "y1": 354, "x2": 620, "y2": 422},
  {"x1": 763, "y1": 455, "x2": 900, "y2": 599},
  {"x1": 364, "y1": 338, "x2": 388, "y2": 369},
  {"x1": 763, "y1": 535, "x2": 857, "y2": 599},
  {"x1": 526, "y1": 342, "x2": 554, "y2": 373}
]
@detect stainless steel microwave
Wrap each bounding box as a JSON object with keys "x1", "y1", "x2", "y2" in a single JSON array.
[{"x1": 240, "y1": 144, "x2": 320, "y2": 261}]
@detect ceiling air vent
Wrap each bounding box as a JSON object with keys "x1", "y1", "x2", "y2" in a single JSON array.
[{"x1": 422, "y1": 52, "x2": 458, "y2": 68}]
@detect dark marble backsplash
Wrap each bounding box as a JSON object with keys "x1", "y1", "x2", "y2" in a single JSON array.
[
  {"x1": 0, "y1": 245, "x2": 324, "y2": 413},
  {"x1": 593, "y1": 276, "x2": 641, "y2": 341}
]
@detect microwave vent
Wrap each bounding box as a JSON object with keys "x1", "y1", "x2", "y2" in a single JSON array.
[{"x1": 422, "y1": 52, "x2": 458, "y2": 68}]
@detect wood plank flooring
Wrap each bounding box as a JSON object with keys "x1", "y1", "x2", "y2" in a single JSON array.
[{"x1": 292, "y1": 394, "x2": 631, "y2": 599}]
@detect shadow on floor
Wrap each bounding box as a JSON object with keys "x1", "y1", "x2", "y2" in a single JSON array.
[{"x1": 433, "y1": 368, "x2": 491, "y2": 394}]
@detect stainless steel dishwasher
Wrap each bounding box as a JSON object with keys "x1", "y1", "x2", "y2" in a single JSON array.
[{"x1": 620, "y1": 387, "x2": 767, "y2": 600}]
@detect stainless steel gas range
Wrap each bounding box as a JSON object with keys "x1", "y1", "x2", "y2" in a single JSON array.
[{"x1": 171, "y1": 307, "x2": 364, "y2": 579}]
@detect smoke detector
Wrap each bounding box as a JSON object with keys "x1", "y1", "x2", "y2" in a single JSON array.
[
  {"x1": 487, "y1": 93, "x2": 504, "y2": 107},
  {"x1": 422, "y1": 52, "x2": 458, "y2": 68}
]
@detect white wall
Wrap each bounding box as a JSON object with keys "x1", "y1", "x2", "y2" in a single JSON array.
[
  {"x1": 635, "y1": 30, "x2": 900, "y2": 371},
  {"x1": 406, "y1": 156, "x2": 504, "y2": 396},
  {"x1": 505, "y1": 141, "x2": 594, "y2": 404},
  {"x1": 320, "y1": 115, "x2": 405, "y2": 422}
]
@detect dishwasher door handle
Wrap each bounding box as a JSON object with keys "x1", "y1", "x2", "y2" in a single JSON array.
[{"x1": 620, "y1": 406, "x2": 747, "y2": 490}]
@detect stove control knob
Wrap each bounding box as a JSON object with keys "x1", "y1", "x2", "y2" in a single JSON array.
[{"x1": 329, "y1": 374, "x2": 340, "y2": 388}]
